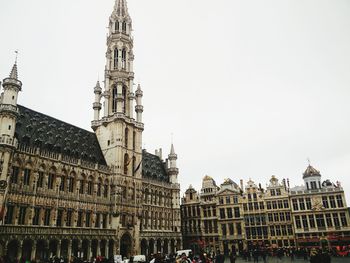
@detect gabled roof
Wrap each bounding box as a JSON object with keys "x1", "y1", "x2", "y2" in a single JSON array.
[
  {"x1": 15, "y1": 105, "x2": 107, "y2": 165},
  {"x1": 142, "y1": 150, "x2": 169, "y2": 183}
]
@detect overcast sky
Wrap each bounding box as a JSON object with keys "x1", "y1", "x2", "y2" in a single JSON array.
[{"x1": 1, "y1": 0, "x2": 350, "y2": 202}]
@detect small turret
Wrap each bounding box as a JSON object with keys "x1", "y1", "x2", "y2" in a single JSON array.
[
  {"x1": 167, "y1": 143, "x2": 178, "y2": 184},
  {"x1": 303, "y1": 164, "x2": 322, "y2": 190},
  {"x1": 92, "y1": 80, "x2": 102, "y2": 122},
  {"x1": 0, "y1": 62, "x2": 22, "y2": 148},
  {"x1": 135, "y1": 84, "x2": 143, "y2": 123}
]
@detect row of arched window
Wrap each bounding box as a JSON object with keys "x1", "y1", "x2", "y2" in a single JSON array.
[
  {"x1": 10, "y1": 164, "x2": 110, "y2": 198},
  {"x1": 143, "y1": 188, "x2": 172, "y2": 207},
  {"x1": 142, "y1": 210, "x2": 173, "y2": 230},
  {"x1": 115, "y1": 21, "x2": 128, "y2": 33},
  {"x1": 111, "y1": 84, "x2": 126, "y2": 113},
  {"x1": 113, "y1": 48, "x2": 127, "y2": 70}
]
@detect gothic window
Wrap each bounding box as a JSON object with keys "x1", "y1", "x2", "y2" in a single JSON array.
[
  {"x1": 11, "y1": 166, "x2": 19, "y2": 184},
  {"x1": 114, "y1": 48, "x2": 119, "y2": 69},
  {"x1": 37, "y1": 171, "x2": 44, "y2": 188},
  {"x1": 23, "y1": 168, "x2": 31, "y2": 186},
  {"x1": 122, "y1": 21, "x2": 127, "y2": 32},
  {"x1": 122, "y1": 86, "x2": 127, "y2": 113},
  {"x1": 125, "y1": 128, "x2": 129, "y2": 148},
  {"x1": 48, "y1": 172, "x2": 55, "y2": 190},
  {"x1": 102, "y1": 214, "x2": 107, "y2": 228},
  {"x1": 122, "y1": 49, "x2": 126, "y2": 69},
  {"x1": 97, "y1": 178, "x2": 102, "y2": 197},
  {"x1": 87, "y1": 177, "x2": 93, "y2": 195},
  {"x1": 86, "y1": 211, "x2": 91, "y2": 227},
  {"x1": 115, "y1": 21, "x2": 119, "y2": 32},
  {"x1": 33, "y1": 207, "x2": 40, "y2": 225},
  {"x1": 133, "y1": 131, "x2": 136, "y2": 150},
  {"x1": 5, "y1": 205, "x2": 14, "y2": 224},
  {"x1": 95, "y1": 213, "x2": 101, "y2": 228},
  {"x1": 66, "y1": 210, "x2": 73, "y2": 227},
  {"x1": 60, "y1": 175, "x2": 66, "y2": 192},
  {"x1": 79, "y1": 178, "x2": 85, "y2": 194},
  {"x1": 124, "y1": 153, "x2": 129, "y2": 175},
  {"x1": 68, "y1": 174, "x2": 75, "y2": 193},
  {"x1": 44, "y1": 208, "x2": 51, "y2": 226},
  {"x1": 18, "y1": 206, "x2": 27, "y2": 225},
  {"x1": 77, "y1": 211, "x2": 83, "y2": 227},
  {"x1": 103, "y1": 180, "x2": 109, "y2": 198},
  {"x1": 57, "y1": 209, "x2": 63, "y2": 227},
  {"x1": 112, "y1": 85, "x2": 118, "y2": 112},
  {"x1": 132, "y1": 157, "x2": 136, "y2": 176}
]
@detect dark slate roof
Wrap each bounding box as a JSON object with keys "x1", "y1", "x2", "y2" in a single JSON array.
[
  {"x1": 142, "y1": 150, "x2": 169, "y2": 183},
  {"x1": 303, "y1": 165, "x2": 321, "y2": 179},
  {"x1": 15, "y1": 105, "x2": 107, "y2": 165}
]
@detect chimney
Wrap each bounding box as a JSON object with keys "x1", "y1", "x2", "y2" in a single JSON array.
[{"x1": 240, "y1": 179, "x2": 244, "y2": 191}]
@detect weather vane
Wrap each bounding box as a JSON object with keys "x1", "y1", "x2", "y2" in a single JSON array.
[
  {"x1": 15, "y1": 50, "x2": 19, "y2": 64},
  {"x1": 307, "y1": 158, "x2": 311, "y2": 166}
]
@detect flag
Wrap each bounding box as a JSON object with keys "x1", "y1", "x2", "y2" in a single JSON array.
[{"x1": 134, "y1": 160, "x2": 142, "y2": 173}]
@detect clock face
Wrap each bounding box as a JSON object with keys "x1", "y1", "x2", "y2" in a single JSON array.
[{"x1": 0, "y1": 180, "x2": 7, "y2": 189}]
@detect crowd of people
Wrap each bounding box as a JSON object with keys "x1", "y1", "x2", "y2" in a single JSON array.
[{"x1": 0, "y1": 246, "x2": 343, "y2": 263}]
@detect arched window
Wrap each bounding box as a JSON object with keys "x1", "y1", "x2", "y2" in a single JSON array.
[
  {"x1": 79, "y1": 176, "x2": 85, "y2": 194},
  {"x1": 112, "y1": 85, "x2": 118, "y2": 113},
  {"x1": 122, "y1": 86, "x2": 126, "y2": 113},
  {"x1": 125, "y1": 128, "x2": 129, "y2": 148},
  {"x1": 122, "y1": 21, "x2": 127, "y2": 32},
  {"x1": 114, "y1": 48, "x2": 119, "y2": 69},
  {"x1": 37, "y1": 166, "x2": 44, "y2": 188},
  {"x1": 103, "y1": 180, "x2": 109, "y2": 198},
  {"x1": 11, "y1": 165, "x2": 20, "y2": 184},
  {"x1": 132, "y1": 156, "x2": 136, "y2": 176},
  {"x1": 60, "y1": 172, "x2": 67, "y2": 192},
  {"x1": 48, "y1": 168, "x2": 56, "y2": 190},
  {"x1": 97, "y1": 178, "x2": 102, "y2": 197},
  {"x1": 68, "y1": 173, "x2": 75, "y2": 193},
  {"x1": 124, "y1": 153, "x2": 129, "y2": 175},
  {"x1": 115, "y1": 21, "x2": 119, "y2": 32},
  {"x1": 122, "y1": 49, "x2": 126, "y2": 69},
  {"x1": 133, "y1": 131, "x2": 136, "y2": 150},
  {"x1": 23, "y1": 167, "x2": 32, "y2": 186},
  {"x1": 87, "y1": 176, "x2": 93, "y2": 195}
]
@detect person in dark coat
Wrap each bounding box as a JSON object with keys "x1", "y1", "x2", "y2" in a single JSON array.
[{"x1": 229, "y1": 250, "x2": 236, "y2": 263}]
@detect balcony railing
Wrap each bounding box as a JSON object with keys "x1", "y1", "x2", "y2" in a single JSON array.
[{"x1": 0, "y1": 225, "x2": 116, "y2": 237}]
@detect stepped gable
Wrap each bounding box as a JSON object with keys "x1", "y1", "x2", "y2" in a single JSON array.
[
  {"x1": 15, "y1": 105, "x2": 107, "y2": 165},
  {"x1": 142, "y1": 150, "x2": 169, "y2": 183}
]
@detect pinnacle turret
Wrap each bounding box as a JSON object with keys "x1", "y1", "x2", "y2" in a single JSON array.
[
  {"x1": 9, "y1": 63, "x2": 18, "y2": 80},
  {"x1": 113, "y1": 0, "x2": 130, "y2": 18}
]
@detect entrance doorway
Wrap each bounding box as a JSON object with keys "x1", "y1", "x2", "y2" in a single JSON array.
[{"x1": 120, "y1": 233, "x2": 132, "y2": 258}]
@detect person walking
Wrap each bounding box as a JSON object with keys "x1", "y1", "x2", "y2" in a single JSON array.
[{"x1": 229, "y1": 250, "x2": 236, "y2": 263}]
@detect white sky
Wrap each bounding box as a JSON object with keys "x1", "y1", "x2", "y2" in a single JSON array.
[{"x1": 1, "y1": 0, "x2": 350, "y2": 202}]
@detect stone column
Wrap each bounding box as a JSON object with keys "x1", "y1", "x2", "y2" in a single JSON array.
[
  {"x1": 57, "y1": 240, "x2": 61, "y2": 258},
  {"x1": 104, "y1": 241, "x2": 108, "y2": 257},
  {"x1": 17, "y1": 239, "x2": 23, "y2": 260},
  {"x1": 31, "y1": 240, "x2": 37, "y2": 261},
  {"x1": 86, "y1": 240, "x2": 91, "y2": 261},
  {"x1": 67, "y1": 240, "x2": 72, "y2": 262},
  {"x1": 96, "y1": 240, "x2": 101, "y2": 257},
  {"x1": 112, "y1": 239, "x2": 116, "y2": 256}
]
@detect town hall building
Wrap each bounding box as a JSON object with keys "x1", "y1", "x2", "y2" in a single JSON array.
[{"x1": 0, "y1": 0, "x2": 182, "y2": 261}]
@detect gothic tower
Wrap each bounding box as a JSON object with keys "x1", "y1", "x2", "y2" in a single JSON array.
[
  {"x1": 92, "y1": 0, "x2": 144, "y2": 256},
  {"x1": 0, "y1": 62, "x2": 22, "y2": 222}
]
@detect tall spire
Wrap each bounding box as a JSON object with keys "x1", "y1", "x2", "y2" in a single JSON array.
[
  {"x1": 113, "y1": 0, "x2": 130, "y2": 18},
  {"x1": 9, "y1": 63, "x2": 18, "y2": 80}
]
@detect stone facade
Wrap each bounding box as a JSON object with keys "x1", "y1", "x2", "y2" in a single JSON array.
[
  {"x1": 181, "y1": 166, "x2": 350, "y2": 255},
  {"x1": 0, "y1": 0, "x2": 181, "y2": 261}
]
